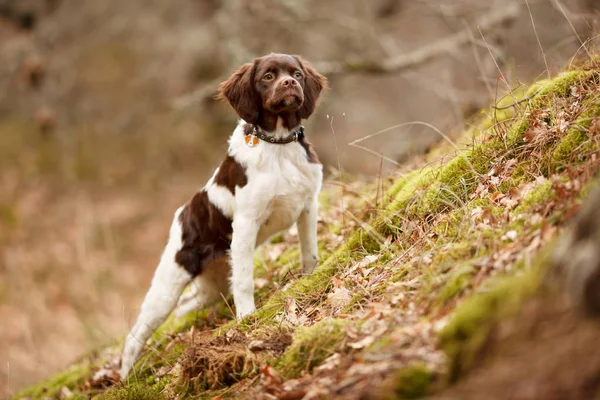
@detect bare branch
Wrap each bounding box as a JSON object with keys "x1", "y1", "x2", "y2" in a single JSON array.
[
  {"x1": 315, "y1": 1, "x2": 519, "y2": 76},
  {"x1": 171, "y1": 1, "x2": 520, "y2": 111}
]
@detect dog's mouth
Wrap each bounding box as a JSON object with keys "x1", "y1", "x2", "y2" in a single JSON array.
[{"x1": 268, "y1": 89, "x2": 304, "y2": 112}]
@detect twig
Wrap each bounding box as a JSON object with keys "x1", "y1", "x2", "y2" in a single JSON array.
[
  {"x1": 329, "y1": 116, "x2": 346, "y2": 232},
  {"x1": 492, "y1": 87, "x2": 544, "y2": 110},
  {"x1": 525, "y1": 0, "x2": 550, "y2": 79},
  {"x1": 349, "y1": 121, "x2": 480, "y2": 178},
  {"x1": 220, "y1": 292, "x2": 236, "y2": 320},
  {"x1": 549, "y1": 0, "x2": 593, "y2": 60}
]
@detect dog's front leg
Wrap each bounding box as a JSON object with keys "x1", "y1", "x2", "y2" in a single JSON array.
[
  {"x1": 297, "y1": 198, "x2": 319, "y2": 274},
  {"x1": 230, "y1": 216, "x2": 259, "y2": 319}
]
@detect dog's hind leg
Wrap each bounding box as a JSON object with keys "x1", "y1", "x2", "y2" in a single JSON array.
[
  {"x1": 120, "y1": 207, "x2": 191, "y2": 381},
  {"x1": 175, "y1": 258, "x2": 231, "y2": 319}
]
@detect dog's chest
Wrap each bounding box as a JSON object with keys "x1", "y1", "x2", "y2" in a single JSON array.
[{"x1": 245, "y1": 146, "x2": 322, "y2": 240}]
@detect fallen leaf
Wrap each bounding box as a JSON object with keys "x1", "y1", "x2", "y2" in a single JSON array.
[
  {"x1": 249, "y1": 340, "x2": 266, "y2": 351},
  {"x1": 481, "y1": 209, "x2": 497, "y2": 225},
  {"x1": 501, "y1": 230, "x2": 518, "y2": 242},
  {"x1": 348, "y1": 335, "x2": 376, "y2": 349},
  {"x1": 261, "y1": 365, "x2": 282, "y2": 385},
  {"x1": 60, "y1": 386, "x2": 74, "y2": 399},
  {"x1": 331, "y1": 275, "x2": 344, "y2": 288},
  {"x1": 314, "y1": 353, "x2": 341, "y2": 372},
  {"x1": 347, "y1": 254, "x2": 381, "y2": 276},
  {"x1": 328, "y1": 287, "x2": 352, "y2": 310},
  {"x1": 284, "y1": 297, "x2": 299, "y2": 325},
  {"x1": 254, "y1": 278, "x2": 269, "y2": 289},
  {"x1": 508, "y1": 186, "x2": 522, "y2": 201},
  {"x1": 156, "y1": 365, "x2": 172, "y2": 377},
  {"x1": 491, "y1": 192, "x2": 506, "y2": 203}
]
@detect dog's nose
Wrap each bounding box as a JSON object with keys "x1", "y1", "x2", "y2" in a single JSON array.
[{"x1": 281, "y1": 78, "x2": 298, "y2": 87}]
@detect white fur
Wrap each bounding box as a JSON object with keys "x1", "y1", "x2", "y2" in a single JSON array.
[
  {"x1": 120, "y1": 206, "x2": 190, "y2": 379},
  {"x1": 228, "y1": 120, "x2": 322, "y2": 317},
  {"x1": 120, "y1": 119, "x2": 322, "y2": 380}
]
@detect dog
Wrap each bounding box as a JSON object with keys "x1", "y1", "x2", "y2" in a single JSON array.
[{"x1": 120, "y1": 53, "x2": 327, "y2": 379}]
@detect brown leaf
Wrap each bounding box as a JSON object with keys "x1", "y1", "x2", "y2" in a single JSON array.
[
  {"x1": 481, "y1": 209, "x2": 497, "y2": 225},
  {"x1": 331, "y1": 275, "x2": 344, "y2": 288},
  {"x1": 508, "y1": 187, "x2": 522, "y2": 201},
  {"x1": 89, "y1": 366, "x2": 120, "y2": 387},
  {"x1": 284, "y1": 297, "x2": 299, "y2": 325},
  {"x1": 261, "y1": 365, "x2": 282, "y2": 385},
  {"x1": 490, "y1": 191, "x2": 505, "y2": 203},
  {"x1": 279, "y1": 390, "x2": 308, "y2": 400},
  {"x1": 328, "y1": 287, "x2": 352, "y2": 310}
]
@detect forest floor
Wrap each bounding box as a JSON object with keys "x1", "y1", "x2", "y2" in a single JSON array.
[{"x1": 14, "y1": 58, "x2": 600, "y2": 400}]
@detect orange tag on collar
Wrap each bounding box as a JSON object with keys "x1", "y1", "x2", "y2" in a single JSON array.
[{"x1": 245, "y1": 135, "x2": 259, "y2": 148}]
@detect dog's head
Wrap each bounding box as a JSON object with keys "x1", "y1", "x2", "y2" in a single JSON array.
[{"x1": 218, "y1": 54, "x2": 327, "y2": 125}]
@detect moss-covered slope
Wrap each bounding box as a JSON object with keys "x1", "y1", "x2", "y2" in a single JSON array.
[{"x1": 15, "y1": 59, "x2": 600, "y2": 400}]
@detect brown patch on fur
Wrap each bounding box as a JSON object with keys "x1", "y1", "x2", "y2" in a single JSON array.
[
  {"x1": 217, "y1": 62, "x2": 260, "y2": 124},
  {"x1": 299, "y1": 135, "x2": 320, "y2": 164},
  {"x1": 293, "y1": 55, "x2": 328, "y2": 120},
  {"x1": 214, "y1": 155, "x2": 248, "y2": 194},
  {"x1": 179, "y1": 328, "x2": 292, "y2": 390},
  {"x1": 175, "y1": 191, "x2": 232, "y2": 277}
]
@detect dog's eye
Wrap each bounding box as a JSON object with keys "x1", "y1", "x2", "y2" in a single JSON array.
[
  {"x1": 294, "y1": 71, "x2": 303, "y2": 79},
  {"x1": 263, "y1": 73, "x2": 274, "y2": 81}
]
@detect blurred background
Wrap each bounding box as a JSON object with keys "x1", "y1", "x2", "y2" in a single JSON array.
[{"x1": 1, "y1": 0, "x2": 599, "y2": 394}]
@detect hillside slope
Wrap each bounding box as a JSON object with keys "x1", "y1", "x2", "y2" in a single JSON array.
[{"x1": 15, "y1": 59, "x2": 600, "y2": 400}]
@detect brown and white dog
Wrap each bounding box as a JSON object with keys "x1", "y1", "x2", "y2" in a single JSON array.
[{"x1": 120, "y1": 54, "x2": 327, "y2": 379}]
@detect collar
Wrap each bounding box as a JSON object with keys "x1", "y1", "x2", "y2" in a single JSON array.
[{"x1": 246, "y1": 124, "x2": 305, "y2": 144}]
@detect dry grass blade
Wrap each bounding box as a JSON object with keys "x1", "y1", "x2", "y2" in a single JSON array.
[
  {"x1": 525, "y1": 0, "x2": 550, "y2": 79},
  {"x1": 349, "y1": 121, "x2": 479, "y2": 177}
]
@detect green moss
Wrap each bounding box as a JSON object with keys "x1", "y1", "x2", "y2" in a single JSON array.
[
  {"x1": 414, "y1": 154, "x2": 481, "y2": 215},
  {"x1": 273, "y1": 247, "x2": 301, "y2": 269},
  {"x1": 277, "y1": 319, "x2": 348, "y2": 377},
  {"x1": 503, "y1": 116, "x2": 530, "y2": 149},
  {"x1": 439, "y1": 268, "x2": 541, "y2": 381},
  {"x1": 513, "y1": 180, "x2": 554, "y2": 215},
  {"x1": 552, "y1": 101, "x2": 600, "y2": 167},
  {"x1": 14, "y1": 365, "x2": 91, "y2": 399},
  {"x1": 386, "y1": 167, "x2": 435, "y2": 213},
  {"x1": 431, "y1": 242, "x2": 474, "y2": 267},
  {"x1": 270, "y1": 234, "x2": 285, "y2": 244},
  {"x1": 100, "y1": 381, "x2": 167, "y2": 400},
  {"x1": 479, "y1": 86, "x2": 530, "y2": 130},
  {"x1": 393, "y1": 364, "x2": 433, "y2": 399},
  {"x1": 438, "y1": 265, "x2": 476, "y2": 304},
  {"x1": 552, "y1": 128, "x2": 589, "y2": 164},
  {"x1": 536, "y1": 70, "x2": 595, "y2": 97}
]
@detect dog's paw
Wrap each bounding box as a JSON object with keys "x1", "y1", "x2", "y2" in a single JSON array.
[
  {"x1": 301, "y1": 256, "x2": 319, "y2": 275},
  {"x1": 235, "y1": 303, "x2": 256, "y2": 320}
]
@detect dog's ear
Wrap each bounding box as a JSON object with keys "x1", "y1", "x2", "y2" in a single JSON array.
[
  {"x1": 294, "y1": 56, "x2": 327, "y2": 120},
  {"x1": 217, "y1": 62, "x2": 260, "y2": 123}
]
